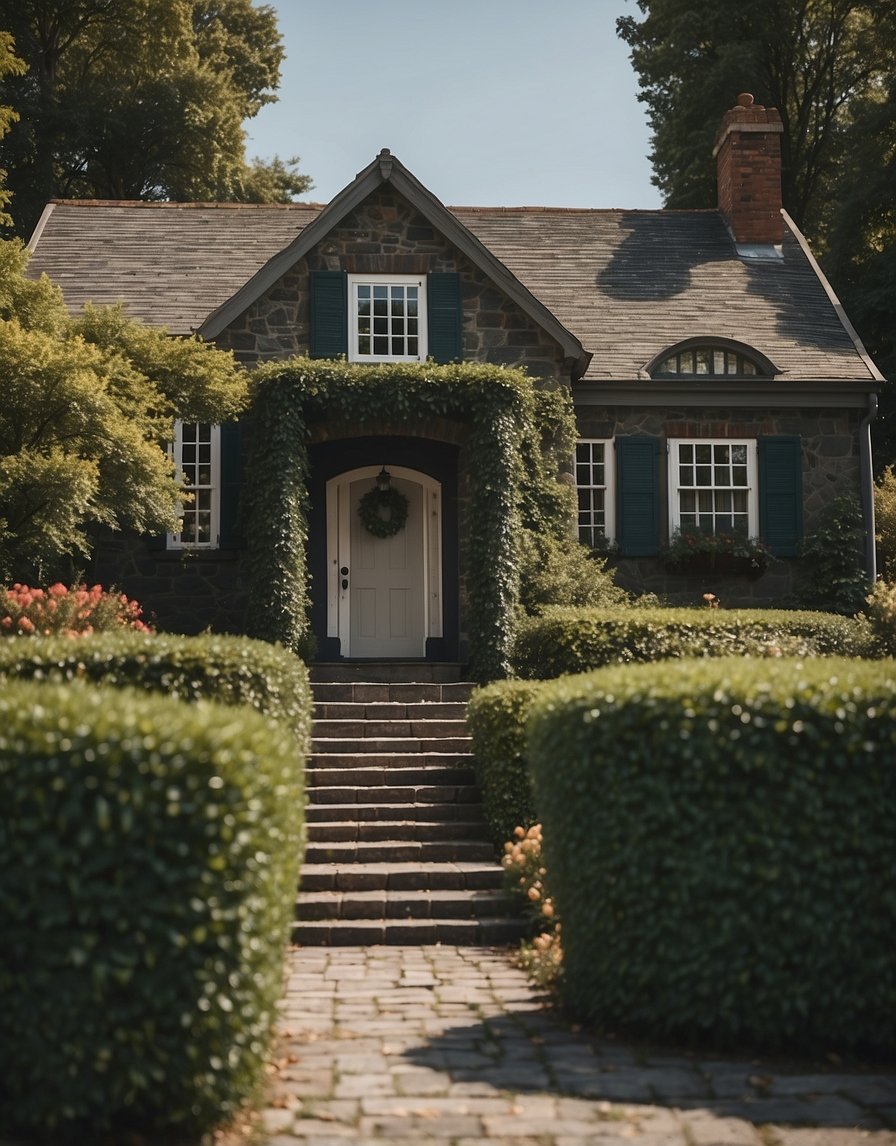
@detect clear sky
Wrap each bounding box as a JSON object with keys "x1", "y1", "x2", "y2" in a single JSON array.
[{"x1": 244, "y1": 0, "x2": 662, "y2": 210}]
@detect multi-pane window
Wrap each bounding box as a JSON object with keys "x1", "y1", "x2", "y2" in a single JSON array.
[
  {"x1": 168, "y1": 421, "x2": 220, "y2": 548},
  {"x1": 575, "y1": 439, "x2": 614, "y2": 545},
  {"x1": 669, "y1": 439, "x2": 757, "y2": 537},
  {"x1": 348, "y1": 275, "x2": 427, "y2": 362},
  {"x1": 655, "y1": 347, "x2": 760, "y2": 376}
]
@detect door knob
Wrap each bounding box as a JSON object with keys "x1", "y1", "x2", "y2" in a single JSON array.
[
  {"x1": 340, "y1": 566, "x2": 349, "y2": 575},
  {"x1": 341, "y1": 578, "x2": 349, "y2": 590}
]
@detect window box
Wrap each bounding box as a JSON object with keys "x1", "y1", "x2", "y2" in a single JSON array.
[{"x1": 662, "y1": 529, "x2": 771, "y2": 580}]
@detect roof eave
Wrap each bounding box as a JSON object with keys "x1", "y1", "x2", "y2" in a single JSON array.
[
  {"x1": 574, "y1": 377, "x2": 880, "y2": 408},
  {"x1": 197, "y1": 154, "x2": 386, "y2": 339},
  {"x1": 781, "y1": 210, "x2": 884, "y2": 384}
]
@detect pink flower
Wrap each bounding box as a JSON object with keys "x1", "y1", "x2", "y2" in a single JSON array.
[
  {"x1": 17, "y1": 617, "x2": 34, "y2": 633},
  {"x1": 48, "y1": 583, "x2": 68, "y2": 597}
]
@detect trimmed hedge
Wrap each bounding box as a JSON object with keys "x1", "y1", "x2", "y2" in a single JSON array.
[
  {"x1": 0, "y1": 631, "x2": 311, "y2": 745},
  {"x1": 513, "y1": 605, "x2": 873, "y2": 679},
  {"x1": 528, "y1": 657, "x2": 896, "y2": 1053},
  {"x1": 467, "y1": 680, "x2": 545, "y2": 848},
  {"x1": 0, "y1": 680, "x2": 305, "y2": 1141}
]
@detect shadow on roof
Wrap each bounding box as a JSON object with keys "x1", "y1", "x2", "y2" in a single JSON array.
[{"x1": 596, "y1": 212, "x2": 731, "y2": 301}]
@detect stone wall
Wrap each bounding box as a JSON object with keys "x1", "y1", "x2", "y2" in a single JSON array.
[
  {"x1": 89, "y1": 534, "x2": 250, "y2": 637},
  {"x1": 575, "y1": 404, "x2": 863, "y2": 606},
  {"x1": 215, "y1": 188, "x2": 567, "y2": 381}
]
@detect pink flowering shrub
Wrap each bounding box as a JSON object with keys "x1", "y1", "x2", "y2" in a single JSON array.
[
  {"x1": 0, "y1": 583, "x2": 152, "y2": 637},
  {"x1": 502, "y1": 823, "x2": 563, "y2": 986}
]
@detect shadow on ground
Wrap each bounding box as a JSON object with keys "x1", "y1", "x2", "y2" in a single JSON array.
[{"x1": 402, "y1": 1011, "x2": 896, "y2": 1132}]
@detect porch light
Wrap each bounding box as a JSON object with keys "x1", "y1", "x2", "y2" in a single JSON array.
[{"x1": 376, "y1": 466, "x2": 392, "y2": 492}]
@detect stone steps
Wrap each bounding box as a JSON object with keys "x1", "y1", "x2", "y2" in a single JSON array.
[
  {"x1": 314, "y1": 701, "x2": 467, "y2": 720},
  {"x1": 309, "y1": 783, "x2": 482, "y2": 805},
  {"x1": 299, "y1": 861, "x2": 504, "y2": 892},
  {"x1": 305, "y1": 801, "x2": 486, "y2": 824},
  {"x1": 305, "y1": 838, "x2": 496, "y2": 864},
  {"x1": 295, "y1": 665, "x2": 523, "y2": 947},
  {"x1": 307, "y1": 818, "x2": 489, "y2": 843},
  {"x1": 299, "y1": 887, "x2": 513, "y2": 920},
  {"x1": 310, "y1": 663, "x2": 470, "y2": 686},
  {"x1": 292, "y1": 917, "x2": 525, "y2": 946},
  {"x1": 312, "y1": 735, "x2": 473, "y2": 755},
  {"x1": 312, "y1": 718, "x2": 470, "y2": 739},
  {"x1": 307, "y1": 766, "x2": 476, "y2": 789}
]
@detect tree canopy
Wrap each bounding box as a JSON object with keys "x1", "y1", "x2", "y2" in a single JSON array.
[
  {"x1": 0, "y1": 31, "x2": 24, "y2": 226},
  {"x1": 0, "y1": 0, "x2": 311, "y2": 237},
  {"x1": 617, "y1": 1, "x2": 895, "y2": 233},
  {"x1": 0, "y1": 239, "x2": 248, "y2": 581}
]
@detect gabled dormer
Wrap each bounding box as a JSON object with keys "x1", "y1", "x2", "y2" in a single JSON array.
[{"x1": 200, "y1": 149, "x2": 590, "y2": 381}]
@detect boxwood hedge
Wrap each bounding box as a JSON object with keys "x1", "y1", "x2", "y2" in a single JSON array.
[
  {"x1": 467, "y1": 680, "x2": 545, "y2": 847},
  {"x1": 512, "y1": 605, "x2": 873, "y2": 679},
  {"x1": 0, "y1": 680, "x2": 305, "y2": 1141},
  {"x1": 0, "y1": 631, "x2": 311, "y2": 745},
  {"x1": 528, "y1": 657, "x2": 896, "y2": 1053}
]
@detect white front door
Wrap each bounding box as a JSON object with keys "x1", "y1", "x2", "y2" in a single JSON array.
[{"x1": 327, "y1": 466, "x2": 442, "y2": 658}]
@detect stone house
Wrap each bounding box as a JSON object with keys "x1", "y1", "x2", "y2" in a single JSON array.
[{"x1": 26, "y1": 95, "x2": 881, "y2": 664}]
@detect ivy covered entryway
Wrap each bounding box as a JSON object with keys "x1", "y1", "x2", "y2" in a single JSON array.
[{"x1": 242, "y1": 360, "x2": 576, "y2": 683}]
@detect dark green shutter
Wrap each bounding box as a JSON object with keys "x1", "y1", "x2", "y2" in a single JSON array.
[
  {"x1": 616, "y1": 436, "x2": 661, "y2": 557},
  {"x1": 427, "y1": 272, "x2": 462, "y2": 363},
  {"x1": 758, "y1": 435, "x2": 803, "y2": 556},
  {"x1": 309, "y1": 270, "x2": 347, "y2": 359},
  {"x1": 218, "y1": 421, "x2": 242, "y2": 548}
]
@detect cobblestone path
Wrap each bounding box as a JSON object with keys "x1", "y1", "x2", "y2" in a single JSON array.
[{"x1": 259, "y1": 945, "x2": 896, "y2": 1145}]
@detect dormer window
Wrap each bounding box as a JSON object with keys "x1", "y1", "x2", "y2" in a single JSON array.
[
  {"x1": 348, "y1": 275, "x2": 427, "y2": 362},
  {"x1": 650, "y1": 340, "x2": 774, "y2": 379}
]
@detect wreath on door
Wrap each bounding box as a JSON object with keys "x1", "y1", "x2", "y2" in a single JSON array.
[{"x1": 358, "y1": 484, "x2": 409, "y2": 538}]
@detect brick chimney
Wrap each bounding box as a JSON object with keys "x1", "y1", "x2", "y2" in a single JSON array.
[{"x1": 713, "y1": 93, "x2": 784, "y2": 245}]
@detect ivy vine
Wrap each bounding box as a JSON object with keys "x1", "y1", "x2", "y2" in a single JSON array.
[{"x1": 243, "y1": 360, "x2": 576, "y2": 682}]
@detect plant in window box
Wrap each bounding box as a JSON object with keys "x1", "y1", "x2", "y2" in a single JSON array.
[{"x1": 662, "y1": 529, "x2": 771, "y2": 579}]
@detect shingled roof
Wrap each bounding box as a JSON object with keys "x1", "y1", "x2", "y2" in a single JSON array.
[{"x1": 26, "y1": 175, "x2": 880, "y2": 385}]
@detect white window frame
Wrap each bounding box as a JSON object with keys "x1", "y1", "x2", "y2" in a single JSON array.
[
  {"x1": 347, "y1": 274, "x2": 427, "y2": 363},
  {"x1": 575, "y1": 438, "x2": 615, "y2": 545},
  {"x1": 167, "y1": 420, "x2": 221, "y2": 549},
  {"x1": 668, "y1": 438, "x2": 758, "y2": 539}
]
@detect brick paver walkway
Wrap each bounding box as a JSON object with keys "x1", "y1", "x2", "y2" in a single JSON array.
[{"x1": 259, "y1": 945, "x2": 896, "y2": 1145}]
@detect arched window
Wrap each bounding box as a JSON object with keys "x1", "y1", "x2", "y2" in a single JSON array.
[{"x1": 649, "y1": 340, "x2": 774, "y2": 379}]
